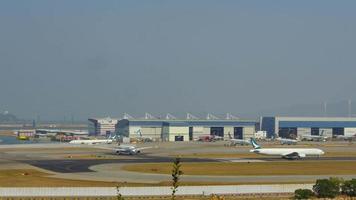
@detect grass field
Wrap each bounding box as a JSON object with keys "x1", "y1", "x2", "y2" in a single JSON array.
[
  {"x1": 0, "y1": 169, "x2": 313, "y2": 187},
  {"x1": 123, "y1": 161, "x2": 356, "y2": 176},
  {"x1": 0, "y1": 130, "x2": 14, "y2": 136},
  {"x1": 0, "y1": 169, "x2": 133, "y2": 187}
]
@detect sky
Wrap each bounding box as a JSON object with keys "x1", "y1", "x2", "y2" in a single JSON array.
[{"x1": 0, "y1": 1, "x2": 356, "y2": 121}]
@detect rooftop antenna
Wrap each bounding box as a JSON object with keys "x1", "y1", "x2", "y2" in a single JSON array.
[
  {"x1": 123, "y1": 113, "x2": 134, "y2": 119},
  {"x1": 145, "y1": 113, "x2": 156, "y2": 119},
  {"x1": 226, "y1": 113, "x2": 239, "y2": 120},
  {"x1": 323, "y1": 101, "x2": 327, "y2": 117},
  {"x1": 186, "y1": 113, "x2": 199, "y2": 120},
  {"x1": 166, "y1": 113, "x2": 177, "y2": 120},
  {"x1": 348, "y1": 99, "x2": 352, "y2": 117},
  {"x1": 207, "y1": 113, "x2": 219, "y2": 120}
]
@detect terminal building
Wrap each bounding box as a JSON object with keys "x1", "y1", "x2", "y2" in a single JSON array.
[
  {"x1": 88, "y1": 117, "x2": 118, "y2": 136},
  {"x1": 261, "y1": 116, "x2": 356, "y2": 138},
  {"x1": 116, "y1": 115, "x2": 256, "y2": 142}
]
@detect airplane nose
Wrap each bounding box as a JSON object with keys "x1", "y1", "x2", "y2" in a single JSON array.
[{"x1": 320, "y1": 150, "x2": 325, "y2": 155}]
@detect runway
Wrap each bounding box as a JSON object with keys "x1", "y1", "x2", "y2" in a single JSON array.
[
  {"x1": 3, "y1": 141, "x2": 356, "y2": 185},
  {"x1": 24, "y1": 155, "x2": 356, "y2": 173},
  {"x1": 24, "y1": 156, "x2": 216, "y2": 173}
]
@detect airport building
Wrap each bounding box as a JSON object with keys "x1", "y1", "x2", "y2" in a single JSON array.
[
  {"x1": 116, "y1": 118, "x2": 256, "y2": 142},
  {"x1": 88, "y1": 117, "x2": 118, "y2": 136},
  {"x1": 261, "y1": 116, "x2": 356, "y2": 138}
]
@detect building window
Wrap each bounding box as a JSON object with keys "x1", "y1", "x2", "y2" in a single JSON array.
[{"x1": 311, "y1": 127, "x2": 320, "y2": 136}]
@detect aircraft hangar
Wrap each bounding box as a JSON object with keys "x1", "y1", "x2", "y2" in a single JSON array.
[
  {"x1": 115, "y1": 115, "x2": 256, "y2": 142},
  {"x1": 261, "y1": 116, "x2": 356, "y2": 139}
]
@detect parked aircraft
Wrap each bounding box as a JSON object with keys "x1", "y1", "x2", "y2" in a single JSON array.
[
  {"x1": 276, "y1": 137, "x2": 298, "y2": 145},
  {"x1": 249, "y1": 138, "x2": 324, "y2": 159},
  {"x1": 300, "y1": 130, "x2": 329, "y2": 142},
  {"x1": 112, "y1": 145, "x2": 152, "y2": 155},
  {"x1": 135, "y1": 129, "x2": 153, "y2": 142},
  {"x1": 69, "y1": 135, "x2": 117, "y2": 145},
  {"x1": 226, "y1": 133, "x2": 250, "y2": 146},
  {"x1": 336, "y1": 134, "x2": 356, "y2": 141}
]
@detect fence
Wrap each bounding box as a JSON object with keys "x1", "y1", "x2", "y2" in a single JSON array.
[{"x1": 0, "y1": 184, "x2": 313, "y2": 197}]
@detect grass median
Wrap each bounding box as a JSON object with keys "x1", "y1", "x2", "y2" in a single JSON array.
[
  {"x1": 0, "y1": 169, "x2": 146, "y2": 187},
  {"x1": 122, "y1": 161, "x2": 356, "y2": 176}
]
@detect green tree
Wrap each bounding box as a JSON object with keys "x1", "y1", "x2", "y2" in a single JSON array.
[
  {"x1": 294, "y1": 189, "x2": 314, "y2": 199},
  {"x1": 313, "y1": 178, "x2": 340, "y2": 198},
  {"x1": 171, "y1": 157, "x2": 183, "y2": 200},
  {"x1": 329, "y1": 177, "x2": 344, "y2": 190},
  {"x1": 342, "y1": 179, "x2": 356, "y2": 197}
]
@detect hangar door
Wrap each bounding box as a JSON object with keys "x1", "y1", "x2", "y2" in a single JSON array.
[
  {"x1": 278, "y1": 127, "x2": 297, "y2": 139},
  {"x1": 311, "y1": 127, "x2": 320, "y2": 135},
  {"x1": 234, "y1": 127, "x2": 243, "y2": 139},
  {"x1": 175, "y1": 136, "x2": 184, "y2": 141},
  {"x1": 332, "y1": 128, "x2": 344, "y2": 136},
  {"x1": 210, "y1": 127, "x2": 224, "y2": 137}
]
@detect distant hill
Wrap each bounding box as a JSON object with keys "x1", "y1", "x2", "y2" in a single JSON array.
[{"x1": 0, "y1": 112, "x2": 19, "y2": 123}]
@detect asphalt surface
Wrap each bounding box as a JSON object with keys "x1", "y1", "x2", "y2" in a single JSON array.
[
  {"x1": 3, "y1": 141, "x2": 356, "y2": 184},
  {"x1": 24, "y1": 156, "x2": 216, "y2": 173},
  {"x1": 23, "y1": 155, "x2": 356, "y2": 173}
]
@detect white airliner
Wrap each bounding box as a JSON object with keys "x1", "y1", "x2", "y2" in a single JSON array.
[
  {"x1": 300, "y1": 130, "x2": 329, "y2": 142},
  {"x1": 276, "y1": 137, "x2": 298, "y2": 145},
  {"x1": 112, "y1": 145, "x2": 152, "y2": 155},
  {"x1": 249, "y1": 138, "x2": 324, "y2": 159},
  {"x1": 226, "y1": 133, "x2": 250, "y2": 146},
  {"x1": 69, "y1": 135, "x2": 117, "y2": 145}
]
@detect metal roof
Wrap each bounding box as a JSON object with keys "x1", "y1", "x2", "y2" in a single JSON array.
[
  {"x1": 124, "y1": 119, "x2": 256, "y2": 127},
  {"x1": 279, "y1": 121, "x2": 356, "y2": 128}
]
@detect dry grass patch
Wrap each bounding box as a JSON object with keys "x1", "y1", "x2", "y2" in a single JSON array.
[
  {"x1": 0, "y1": 169, "x2": 147, "y2": 187},
  {"x1": 123, "y1": 161, "x2": 356, "y2": 176},
  {"x1": 0, "y1": 169, "x2": 311, "y2": 188},
  {"x1": 0, "y1": 130, "x2": 15, "y2": 136}
]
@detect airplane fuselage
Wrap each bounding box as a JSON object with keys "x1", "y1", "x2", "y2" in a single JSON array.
[
  {"x1": 69, "y1": 139, "x2": 113, "y2": 145},
  {"x1": 113, "y1": 146, "x2": 140, "y2": 155},
  {"x1": 250, "y1": 148, "x2": 324, "y2": 158}
]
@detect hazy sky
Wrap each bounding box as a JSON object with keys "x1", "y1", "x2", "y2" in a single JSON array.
[{"x1": 1, "y1": 1, "x2": 356, "y2": 120}]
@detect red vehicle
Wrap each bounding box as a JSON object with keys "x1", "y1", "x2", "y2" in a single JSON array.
[{"x1": 196, "y1": 135, "x2": 223, "y2": 142}]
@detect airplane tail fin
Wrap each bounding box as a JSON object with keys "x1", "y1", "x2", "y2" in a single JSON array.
[
  {"x1": 108, "y1": 134, "x2": 115, "y2": 140},
  {"x1": 228, "y1": 132, "x2": 232, "y2": 139},
  {"x1": 136, "y1": 129, "x2": 143, "y2": 137},
  {"x1": 250, "y1": 138, "x2": 261, "y2": 149}
]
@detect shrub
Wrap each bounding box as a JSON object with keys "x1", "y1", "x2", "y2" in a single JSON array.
[
  {"x1": 329, "y1": 177, "x2": 344, "y2": 189},
  {"x1": 342, "y1": 179, "x2": 356, "y2": 197},
  {"x1": 171, "y1": 157, "x2": 183, "y2": 200},
  {"x1": 313, "y1": 178, "x2": 340, "y2": 198},
  {"x1": 294, "y1": 189, "x2": 314, "y2": 199}
]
